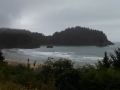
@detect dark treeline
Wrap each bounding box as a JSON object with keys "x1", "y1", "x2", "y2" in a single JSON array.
[
  {"x1": 0, "y1": 28, "x2": 44, "y2": 48},
  {"x1": 0, "y1": 26, "x2": 113, "y2": 48}
]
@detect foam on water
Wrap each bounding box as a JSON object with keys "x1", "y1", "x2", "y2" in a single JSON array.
[
  {"x1": 11, "y1": 49, "x2": 73, "y2": 59},
  {"x1": 83, "y1": 56, "x2": 103, "y2": 60},
  {"x1": 3, "y1": 42, "x2": 120, "y2": 65},
  {"x1": 3, "y1": 48, "x2": 103, "y2": 63}
]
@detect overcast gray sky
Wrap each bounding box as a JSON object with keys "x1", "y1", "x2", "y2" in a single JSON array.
[{"x1": 0, "y1": 0, "x2": 120, "y2": 42}]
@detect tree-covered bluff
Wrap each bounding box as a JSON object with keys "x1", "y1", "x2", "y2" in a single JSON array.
[
  {"x1": 0, "y1": 28, "x2": 45, "y2": 49},
  {"x1": 49, "y1": 26, "x2": 114, "y2": 46},
  {"x1": 0, "y1": 26, "x2": 114, "y2": 48}
]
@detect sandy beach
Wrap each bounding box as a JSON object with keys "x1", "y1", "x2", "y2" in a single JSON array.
[{"x1": 4, "y1": 59, "x2": 43, "y2": 68}]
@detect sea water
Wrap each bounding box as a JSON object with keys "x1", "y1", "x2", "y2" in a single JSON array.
[{"x1": 2, "y1": 42, "x2": 120, "y2": 66}]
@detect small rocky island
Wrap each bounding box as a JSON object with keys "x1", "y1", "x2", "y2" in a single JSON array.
[
  {"x1": 0, "y1": 26, "x2": 114, "y2": 49},
  {"x1": 46, "y1": 45, "x2": 53, "y2": 48}
]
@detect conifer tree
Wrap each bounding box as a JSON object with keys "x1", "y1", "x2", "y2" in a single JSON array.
[
  {"x1": 0, "y1": 50, "x2": 5, "y2": 61},
  {"x1": 102, "y1": 51, "x2": 111, "y2": 68},
  {"x1": 110, "y1": 48, "x2": 120, "y2": 69}
]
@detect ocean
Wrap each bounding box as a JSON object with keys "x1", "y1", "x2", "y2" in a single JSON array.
[{"x1": 2, "y1": 42, "x2": 120, "y2": 66}]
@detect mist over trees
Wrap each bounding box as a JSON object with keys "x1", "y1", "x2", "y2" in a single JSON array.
[{"x1": 0, "y1": 26, "x2": 113, "y2": 49}]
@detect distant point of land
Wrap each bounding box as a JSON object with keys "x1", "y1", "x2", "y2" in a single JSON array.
[{"x1": 0, "y1": 26, "x2": 114, "y2": 49}]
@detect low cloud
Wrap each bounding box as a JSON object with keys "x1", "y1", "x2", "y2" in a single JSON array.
[{"x1": 0, "y1": 0, "x2": 120, "y2": 41}]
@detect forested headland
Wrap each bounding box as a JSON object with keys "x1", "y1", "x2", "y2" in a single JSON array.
[
  {"x1": 0, "y1": 28, "x2": 44, "y2": 48},
  {"x1": 0, "y1": 26, "x2": 114, "y2": 49}
]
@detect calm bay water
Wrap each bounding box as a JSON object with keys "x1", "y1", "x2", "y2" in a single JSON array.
[{"x1": 2, "y1": 42, "x2": 120, "y2": 65}]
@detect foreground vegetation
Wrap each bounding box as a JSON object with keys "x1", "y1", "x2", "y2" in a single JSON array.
[{"x1": 0, "y1": 48, "x2": 120, "y2": 90}]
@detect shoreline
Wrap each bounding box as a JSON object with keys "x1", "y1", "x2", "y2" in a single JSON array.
[{"x1": 4, "y1": 59, "x2": 42, "y2": 68}]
